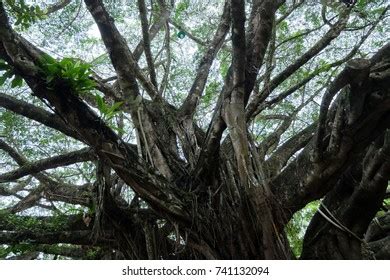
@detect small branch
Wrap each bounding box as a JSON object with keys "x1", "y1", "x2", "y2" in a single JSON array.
[
  {"x1": 44, "y1": 0, "x2": 72, "y2": 15},
  {"x1": 246, "y1": 10, "x2": 351, "y2": 119},
  {"x1": 276, "y1": 0, "x2": 304, "y2": 25},
  {"x1": 158, "y1": 22, "x2": 171, "y2": 96},
  {"x1": 133, "y1": 1, "x2": 171, "y2": 61},
  {"x1": 0, "y1": 140, "x2": 93, "y2": 210}
]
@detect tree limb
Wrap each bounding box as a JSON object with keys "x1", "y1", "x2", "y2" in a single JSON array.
[{"x1": 0, "y1": 147, "x2": 95, "y2": 183}]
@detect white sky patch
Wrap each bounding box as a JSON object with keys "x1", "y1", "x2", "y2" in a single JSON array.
[{"x1": 87, "y1": 23, "x2": 101, "y2": 39}]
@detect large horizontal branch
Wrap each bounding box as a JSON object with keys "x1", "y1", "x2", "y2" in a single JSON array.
[
  {"x1": 6, "y1": 244, "x2": 102, "y2": 260},
  {"x1": 1, "y1": 214, "x2": 123, "y2": 257},
  {"x1": 0, "y1": 230, "x2": 102, "y2": 246},
  {"x1": 0, "y1": 213, "x2": 90, "y2": 232},
  {"x1": 0, "y1": 92, "x2": 83, "y2": 141},
  {"x1": 0, "y1": 213, "x2": 108, "y2": 246},
  {"x1": 0, "y1": 89, "x2": 134, "y2": 155},
  {"x1": 0, "y1": 148, "x2": 94, "y2": 183},
  {"x1": 0, "y1": 140, "x2": 92, "y2": 209}
]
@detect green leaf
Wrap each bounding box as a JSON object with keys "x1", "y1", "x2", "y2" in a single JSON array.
[
  {"x1": 108, "y1": 101, "x2": 123, "y2": 113},
  {"x1": 41, "y1": 54, "x2": 57, "y2": 65},
  {"x1": 174, "y1": 0, "x2": 190, "y2": 23},
  {"x1": 47, "y1": 64, "x2": 59, "y2": 74},
  {"x1": 11, "y1": 75, "x2": 24, "y2": 88},
  {"x1": 40, "y1": 56, "x2": 95, "y2": 94},
  {"x1": 15, "y1": 17, "x2": 22, "y2": 26},
  {"x1": 74, "y1": 60, "x2": 81, "y2": 69},
  {"x1": 95, "y1": 94, "x2": 106, "y2": 113}
]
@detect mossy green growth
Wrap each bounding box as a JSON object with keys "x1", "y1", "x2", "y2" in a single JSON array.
[
  {"x1": 86, "y1": 248, "x2": 101, "y2": 259},
  {"x1": 285, "y1": 201, "x2": 319, "y2": 258},
  {"x1": 0, "y1": 244, "x2": 102, "y2": 259},
  {"x1": 39, "y1": 55, "x2": 96, "y2": 94},
  {"x1": 0, "y1": 243, "x2": 34, "y2": 259},
  {"x1": 0, "y1": 210, "x2": 69, "y2": 233}
]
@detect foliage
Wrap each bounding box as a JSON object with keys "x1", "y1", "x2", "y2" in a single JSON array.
[
  {"x1": 5, "y1": 0, "x2": 45, "y2": 29},
  {"x1": 0, "y1": 210, "x2": 69, "y2": 234},
  {"x1": 95, "y1": 94, "x2": 123, "y2": 121},
  {"x1": 0, "y1": 243, "x2": 32, "y2": 259},
  {"x1": 0, "y1": 243, "x2": 102, "y2": 259},
  {"x1": 39, "y1": 55, "x2": 95, "y2": 94},
  {"x1": 286, "y1": 201, "x2": 320, "y2": 258},
  {"x1": 174, "y1": 0, "x2": 190, "y2": 24}
]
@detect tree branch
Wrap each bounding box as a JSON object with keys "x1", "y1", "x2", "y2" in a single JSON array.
[
  {"x1": 0, "y1": 2, "x2": 189, "y2": 223},
  {"x1": 222, "y1": 0, "x2": 249, "y2": 185},
  {"x1": 44, "y1": 0, "x2": 72, "y2": 15},
  {"x1": 0, "y1": 147, "x2": 95, "y2": 183},
  {"x1": 246, "y1": 9, "x2": 351, "y2": 119},
  {"x1": 0, "y1": 92, "x2": 83, "y2": 141},
  {"x1": 179, "y1": 0, "x2": 230, "y2": 118},
  {"x1": 271, "y1": 44, "x2": 390, "y2": 220},
  {"x1": 0, "y1": 139, "x2": 93, "y2": 209},
  {"x1": 137, "y1": 0, "x2": 158, "y2": 89},
  {"x1": 193, "y1": 0, "x2": 284, "y2": 181}
]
